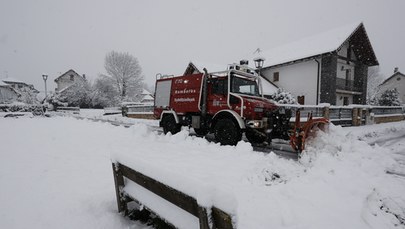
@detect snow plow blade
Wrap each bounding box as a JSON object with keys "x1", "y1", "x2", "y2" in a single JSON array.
[{"x1": 289, "y1": 110, "x2": 329, "y2": 153}]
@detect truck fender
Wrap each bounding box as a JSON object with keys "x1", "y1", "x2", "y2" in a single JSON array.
[
  {"x1": 160, "y1": 110, "x2": 180, "y2": 124},
  {"x1": 212, "y1": 110, "x2": 246, "y2": 129}
]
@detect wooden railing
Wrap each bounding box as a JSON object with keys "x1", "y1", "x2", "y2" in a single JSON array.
[
  {"x1": 112, "y1": 162, "x2": 234, "y2": 229},
  {"x1": 278, "y1": 104, "x2": 405, "y2": 126}
]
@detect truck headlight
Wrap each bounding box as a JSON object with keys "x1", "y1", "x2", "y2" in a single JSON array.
[{"x1": 247, "y1": 120, "x2": 262, "y2": 128}]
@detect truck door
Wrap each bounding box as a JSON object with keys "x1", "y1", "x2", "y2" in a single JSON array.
[{"x1": 207, "y1": 78, "x2": 228, "y2": 115}]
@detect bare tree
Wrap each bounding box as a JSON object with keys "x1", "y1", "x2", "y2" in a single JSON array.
[{"x1": 104, "y1": 51, "x2": 144, "y2": 102}]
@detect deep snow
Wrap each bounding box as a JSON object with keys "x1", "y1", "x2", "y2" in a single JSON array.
[{"x1": 0, "y1": 113, "x2": 404, "y2": 228}]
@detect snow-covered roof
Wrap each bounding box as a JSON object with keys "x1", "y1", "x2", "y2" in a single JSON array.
[
  {"x1": 142, "y1": 94, "x2": 154, "y2": 101},
  {"x1": 254, "y1": 22, "x2": 378, "y2": 68},
  {"x1": 54, "y1": 69, "x2": 83, "y2": 82},
  {"x1": 0, "y1": 81, "x2": 10, "y2": 87},
  {"x1": 380, "y1": 71, "x2": 405, "y2": 86},
  {"x1": 142, "y1": 88, "x2": 152, "y2": 95},
  {"x1": 2, "y1": 77, "x2": 27, "y2": 85},
  {"x1": 261, "y1": 78, "x2": 278, "y2": 95}
]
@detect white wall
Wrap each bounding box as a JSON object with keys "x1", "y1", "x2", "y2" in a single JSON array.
[
  {"x1": 55, "y1": 71, "x2": 84, "y2": 92},
  {"x1": 337, "y1": 59, "x2": 355, "y2": 80},
  {"x1": 335, "y1": 93, "x2": 353, "y2": 106},
  {"x1": 262, "y1": 58, "x2": 320, "y2": 104},
  {"x1": 379, "y1": 74, "x2": 405, "y2": 104},
  {"x1": 0, "y1": 87, "x2": 18, "y2": 103}
]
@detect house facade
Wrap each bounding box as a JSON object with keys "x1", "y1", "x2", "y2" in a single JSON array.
[
  {"x1": 379, "y1": 68, "x2": 405, "y2": 104},
  {"x1": 54, "y1": 69, "x2": 86, "y2": 93},
  {"x1": 1, "y1": 77, "x2": 39, "y2": 103},
  {"x1": 0, "y1": 81, "x2": 19, "y2": 103},
  {"x1": 257, "y1": 22, "x2": 378, "y2": 105}
]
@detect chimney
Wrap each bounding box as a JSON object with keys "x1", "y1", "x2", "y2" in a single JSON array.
[
  {"x1": 394, "y1": 67, "x2": 399, "y2": 73},
  {"x1": 82, "y1": 74, "x2": 86, "y2": 79}
]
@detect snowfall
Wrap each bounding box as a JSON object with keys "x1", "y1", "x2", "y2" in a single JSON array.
[{"x1": 1, "y1": 110, "x2": 404, "y2": 229}]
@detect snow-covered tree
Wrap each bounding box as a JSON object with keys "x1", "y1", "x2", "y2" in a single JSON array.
[
  {"x1": 17, "y1": 87, "x2": 39, "y2": 104},
  {"x1": 377, "y1": 88, "x2": 402, "y2": 106},
  {"x1": 91, "y1": 75, "x2": 121, "y2": 108},
  {"x1": 268, "y1": 88, "x2": 297, "y2": 104},
  {"x1": 367, "y1": 66, "x2": 384, "y2": 104},
  {"x1": 52, "y1": 80, "x2": 92, "y2": 108},
  {"x1": 103, "y1": 51, "x2": 144, "y2": 102}
]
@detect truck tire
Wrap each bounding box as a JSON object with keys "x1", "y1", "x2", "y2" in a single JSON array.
[
  {"x1": 162, "y1": 115, "x2": 181, "y2": 135},
  {"x1": 214, "y1": 119, "x2": 242, "y2": 145}
]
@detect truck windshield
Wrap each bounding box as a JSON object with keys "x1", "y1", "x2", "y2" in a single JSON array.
[{"x1": 231, "y1": 75, "x2": 260, "y2": 96}]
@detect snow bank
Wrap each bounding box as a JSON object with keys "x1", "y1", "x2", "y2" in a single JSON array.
[
  {"x1": 111, "y1": 122, "x2": 405, "y2": 228},
  {"x1": 1, "y1": 116, "x2": 404, "y2": 229}
]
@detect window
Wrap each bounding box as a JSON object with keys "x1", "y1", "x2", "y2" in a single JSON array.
[
  {"x1": 397, "y1": 77, "x2": 401, "y2": 81},
  {"x1": 297, "y1": 96, "x2": 305, "y2": 105},
  {"x1": 273, "y1": 72, "x2": 279, "y2": 82},
  {"x1": 230, "y1": 74, "x2": 260, "y2": 96},
  {"x1": 343, "y1": 97, "x2": 349, "y2": 106},
  {"x1": 70, "y1": 74, "x2": 74, "y2": 81},
  {"x1": 212, "y1": 78, "x2": 227, "y2": 95}
]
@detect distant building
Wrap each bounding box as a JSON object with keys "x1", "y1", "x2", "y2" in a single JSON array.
[
  {"x1": 54, "y1": 69, "x2": 86, "y2": 93},
  {"x1": 379, "y1": 68, "x2": 405, "y2": 104},
  {"x1": 0, "y1": 81, "x2": 19, "y2": 103},
  {"x1": 140, "y1": 89, "x2": 154, "y2": 104},
  {"x1": 1, "y1": 77, "x2": 39, "y2": 103},
  {"x1": 254, "y1": 22, "x2": 379, "y2": 105}
]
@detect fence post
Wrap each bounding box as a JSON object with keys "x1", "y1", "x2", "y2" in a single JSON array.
[
  {"x1": 352, "y1": 108, "x2": 356, "y2": 126},
  {"x1": 112, "y1": 163, "x2": 128, "y2": 215},
  {"x1": 322, "y1": 106, "x2": 330, "y2": 119}
]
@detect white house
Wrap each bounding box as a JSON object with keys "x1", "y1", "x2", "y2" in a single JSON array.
[
  {"x1": 379, "y1": 68, "x2": 405, "y2": 104},
  {"x1": 0, "y1": 81, "x2": 19, "y2": 103},
  {"x1": 1, "y1": 77, "x2": 39, "y2": 103},
  {"x1": 54, "y1": 69, "x2": 86, "y2": 93},
  {"x1": 254, "y1": 22, "x2": 378, "y2": 105},
  {"x1": 140, "y1": 89, "x2": 154, "y2": 104}
]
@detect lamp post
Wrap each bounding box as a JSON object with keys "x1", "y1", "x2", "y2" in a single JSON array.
[
  {"x1": 42, "y1": 74, "x2": 48, "y2": 98},
  {"x1": 253, "y1": 57, "x2": 265, "y2": 76}
]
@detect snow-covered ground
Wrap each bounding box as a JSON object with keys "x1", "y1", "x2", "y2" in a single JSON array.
[{"x1": 1, "y1": 112, "x2": 404, "y2": 229}]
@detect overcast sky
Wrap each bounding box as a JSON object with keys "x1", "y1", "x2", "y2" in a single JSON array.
[{"x1": 0, "y1": 0, "x2": 404, "y2": 93}]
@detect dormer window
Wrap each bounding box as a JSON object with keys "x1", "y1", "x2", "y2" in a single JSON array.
[{"x1": 70, "y1": 74, "x2": 74, "y2": 81}]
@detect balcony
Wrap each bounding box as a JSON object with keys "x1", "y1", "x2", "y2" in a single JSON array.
[{"x1": 336, "y1": 78, "x2": 361, "y2": 92}]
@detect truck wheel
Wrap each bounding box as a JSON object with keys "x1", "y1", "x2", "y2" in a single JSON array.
[
  {"x1": 162, "y1": 115, "x2": 181, "y2": 135},
  {"x1": 214, "y1": 119, "x2": 241, "y2": 145},
  {"x1": 193, "y1": 128, "x2": 209, "y2": 137}
]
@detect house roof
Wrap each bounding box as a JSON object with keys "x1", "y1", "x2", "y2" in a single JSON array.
[
  {"x1": 54, "y1": 69, "x2": 83, "y2": 82},
  {"x1": 256, "y1": 22, "x2": 378, "y2": 68},
  {"x1": 2, "y1": 77, "x2": 27, "y2": 85},
  {"x1": 0, "y1": 81, "x2": 10, "y2": 87},
  {"x1": 380, "y1": 71, "x2": 405, "y2": 85}
]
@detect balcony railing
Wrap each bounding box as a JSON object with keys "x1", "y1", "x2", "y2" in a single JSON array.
[{"x1": 336, "y1": 78, "x2": 361, "y2": 92}]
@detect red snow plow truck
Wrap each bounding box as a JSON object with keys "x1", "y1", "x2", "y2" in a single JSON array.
[{"x1": 153, "y1": 60, "x2": 328, "y2": 153}]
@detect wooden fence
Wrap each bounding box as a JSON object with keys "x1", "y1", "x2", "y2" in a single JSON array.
[
  {"x1": 55, "y1": 106, "x2": 80, "y2": 114},
  {"x1": 279, "y1": 104, "x2": 405, "y2": 126},
  {"x1": 112, "y1": 162, "x2": 234, "y2": 229}
]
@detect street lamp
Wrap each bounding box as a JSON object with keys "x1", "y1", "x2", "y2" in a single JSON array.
[
  {"x1": 253, "y1": 57, "x2": 265, "y2": 75},
  {"x1": 42, "y1": 74, "x2": 48, "y2": 98}
]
